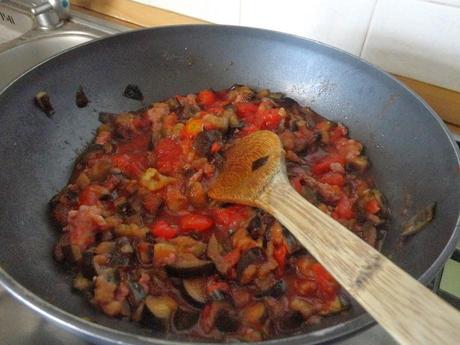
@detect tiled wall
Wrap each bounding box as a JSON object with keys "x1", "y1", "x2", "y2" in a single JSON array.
[{"x1": 134, "y1": 0, "x2": 460, "y2": 92}]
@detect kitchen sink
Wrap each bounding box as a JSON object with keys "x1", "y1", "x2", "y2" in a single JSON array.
[{"x1": 0, "y1": 0, "x2": 131, "y2": 90}]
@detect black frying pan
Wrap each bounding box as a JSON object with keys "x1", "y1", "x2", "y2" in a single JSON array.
[{"x1": 0, "y1": 25, "x2": 459, "y2": 345}]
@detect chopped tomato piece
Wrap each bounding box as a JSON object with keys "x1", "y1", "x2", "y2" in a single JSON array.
[
  {"x1": 335, "y1": 195, "x2": 355, "y2": 220},
  {"x1": 238, "y1": 124, "x2": 259, "y2": 137},
  {"x1": 151, "y1": 220, "x2": 178, "y2": 239},
  {"x1": 311, "y1": 155, "x2": 346, "y2": 175},
  {"x1": 222, "y1": 249, "x2": 241, "y2": 268},
  {"x1": 318, "y1": 172, "x2": 345, "y2": 186},
  {"x1": 162, "y1": 113, "x2": 178, "y2": 128},
  {"x1": 155, "y1": 138, "x2": 182, "y2": 174},
  {"x1": 210, "y1": 142, "x2": 222, "y2": 153},
  {"x1": 310, "y1": 263, "x2": 339, "y2": 300},
  {"x1": 260, "y1": 108, "x2": 282, "y2": 130},
  {"x1": 329, "y1": 125, "x2": 347, "y2": 143},
  {"x1": 273, "y1": 244, "x2": 288, "y2": 275},
  {"x1": 213, "y1": 205, "x2": 251, "y2": 230},
  {"x1": 143, "y1": 192, "x2": 162, "y2": 214},
  {"x1": 112, "y1": 153, "x2": 148, "y2": 178},
  {"x1": 197, "y1": 89, "x2": 217, "y2": 107},
  {"x1": 235, "y1": 102, "x2": 258, "y2": 118},
  {"x1": 132, "y1": 116, "x2": 151, "y2": 129},
  {"x1": 179, "y1": 213, "x2": 214, "y2": 232},
  {"x1": 206, "y1": 277, "x2": 231, "y2": 296},
  {"x1": 117, "y1": 133, "x2": 150, "y2": 154},
  {"x1": 290, "y1": 176, "x2": 303, "y2": 193},
  {"x1": 79, "y1": 186, "x2": 100, "y2": 206},
  {"x1": 365, "y1": 198, "x2": 381, "y2": 214}
]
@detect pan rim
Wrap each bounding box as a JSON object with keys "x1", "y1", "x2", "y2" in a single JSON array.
[{"x1": 0, "y1": 24, "x2": 459, "y2": 345}]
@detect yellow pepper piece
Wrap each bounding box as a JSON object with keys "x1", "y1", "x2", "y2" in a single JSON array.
[
  {"x1": 183, "y1": 117, "x2": 203, "y2": 137},
  {"x1": 139, "y1": 168, "x2": 175, "y2": 192}
]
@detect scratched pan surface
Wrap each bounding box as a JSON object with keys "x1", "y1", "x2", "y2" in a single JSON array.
[{"x1": 0, "y1": 25, "x2": 459, "y2": 345}]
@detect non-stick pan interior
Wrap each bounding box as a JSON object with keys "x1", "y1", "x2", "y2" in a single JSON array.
[{"x1": 0, "y1": 26, "x2": 459, "y2": 345}]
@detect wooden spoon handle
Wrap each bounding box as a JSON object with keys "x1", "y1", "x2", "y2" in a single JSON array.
[{"x1": 258, "y1": 174, "x2": 460, "y2": 345}]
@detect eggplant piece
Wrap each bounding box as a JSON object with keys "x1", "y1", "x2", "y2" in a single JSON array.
[
  {"x1": 141, "y1": 304, "x2": 168, "y2": 332},
  {"x1": 290, "y1": 297, "x2": 315, "y2": 319},
  {"x1": 166, "y1": 255, "x2": 215, "y2": 278},
  {"x1": 127, "y1": 280, "x2": 146, "y2": 306},
  {"x1": 75, "y1": 86, "x2": 89, "y2": 108},
  {"x1": 73, "y1": 273, "x2": 91, "y2": 291},
  {"x1": 193, "y1": 130, "x2": 222, "y2": 156},
  {"x1": 136, "y1": 242, "x2": 153, "y2": 266},
  {"x1": 247, "y1": 215, "x2": 262, "y2": 240},
  {"x1": 141, "y1": 295, "x2": 177, "y2": 332},
  {"x1": 275, "y1": 96, "x2": 299, "y2": 108},
  {"x1": 256, "y1": 280, "x2": 286, "y2": 298},
  {"x1": 346, "y1": 156, "x2": 369, "y2": 173},
  {"x1": 282, "y1": 228, "x2": 302, "y2": 255},
  {"x1": 401, "y1": 203, "x2": 436, "y2": 238},
  {"x1": 123, "y1": 84, "x2": 144, "y2": 101},
  {"x1": 98, "y1": 112, "x2": 117, "y2": 124},
  {"x1": 173, "y1": 307, "x2": 200, "y2": 331},
  {"x1": 81, "y1": 251, "x2": 96, "y2": 279},
  {"x1": 215, "y1": 309, "x2": 240, "y2": 333},
  {"x1": 319, "y1": 294, "x2": 351, "y2": 316},
  {"x1": 62, "y1": 243, "x2": 82, "y2": 263},
  {"x1": 109, "y1": 238, "x2": 133, "y2": 267},
  {"x1": 53, "y1": 234, "x2": 70, "y2": 262},
  {"x1": 208, "y1": 288, "x2": 231, "y2": 302},
  {"x1": 34, "y1": 91, "x2": 55, "y2": 117},
  {"x1": 181, "y1": 278, "x2": 207, "y2": 308},
  {"x1": 116, "y1": 237, "x2": 134, "y2": 254},
  {"x1": 274, "y1": 311, "x2": 304, "y2": 334},
  {"x1": 236, "y1": 247, "x2": 266, "y2": 281}
]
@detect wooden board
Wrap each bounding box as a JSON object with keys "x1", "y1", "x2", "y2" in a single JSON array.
[{"x1": 72, "y1": 0, "x2": 208, "y2": 26}]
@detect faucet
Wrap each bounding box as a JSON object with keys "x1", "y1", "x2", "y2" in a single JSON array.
[{"x1": 2, "y1": 0, "x2": 71, "y2": 29}]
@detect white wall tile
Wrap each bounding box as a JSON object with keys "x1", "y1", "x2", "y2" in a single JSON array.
[
  {"x1": 240, "y1": 0, "x2": 377, "y2": 56},
  {"x1": 133, "y1": 0, "x2": 241, "y2": 25},
  {"x1": 421, "y1": 0, "x2": 460, "y2": 7},
  {"x1": 362, "y1": 0, "x2": 460, "y2": 92}
]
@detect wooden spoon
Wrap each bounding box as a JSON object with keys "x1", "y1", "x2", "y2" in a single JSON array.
[{"x1": 208, "y1": 130, "x2": 460, "y2": 345}]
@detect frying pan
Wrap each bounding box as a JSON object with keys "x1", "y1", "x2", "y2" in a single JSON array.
[{"x1": 0, "y1": 25, "x2": 459, "y2": 345}]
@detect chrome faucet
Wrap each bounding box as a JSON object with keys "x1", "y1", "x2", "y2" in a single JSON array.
[{"x1": 1, "y1": 0, "x2": 70, "y2": 29}]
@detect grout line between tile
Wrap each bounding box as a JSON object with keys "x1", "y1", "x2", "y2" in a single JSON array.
[
  {"x1": 419, "y1": 0, "x2": 460, "y2": 9},
  {"x1": 359, "y1": 0, "x2": 379, "y2": 57}
]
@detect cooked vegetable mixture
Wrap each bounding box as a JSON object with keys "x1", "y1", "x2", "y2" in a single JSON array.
[{"x1": 51, "y1": 85, "x2": 386, "y2": 341}]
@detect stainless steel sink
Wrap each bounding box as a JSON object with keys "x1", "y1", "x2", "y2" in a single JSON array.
[{"x1": 0, "y1": 0, "x2": 131, "y2": 90}]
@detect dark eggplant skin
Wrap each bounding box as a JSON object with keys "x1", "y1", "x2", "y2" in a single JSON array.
[
  {"x1": 75, "y1": 86, "x2": 89, "y2": 108},
  {"x1": 181, "y1": 278, "x2": 207, "y2": 308},
  {"x1": 193, "y1": 130, "x2": 222, "y2": 156},
  {"x1": 140, "y1": 304, "x2": 168, "y2": 332},
  {"x1": 127, "y1": 280, "x2": 146, "y2": 306},
  {"x1": 274, "y1": 311, "x2": 304, "y2": 335},
  {"x1": 215, "y1": 309, "x2": 240, "y2": 333},
  {"x1": 81, "y1": 251, "x2": 96, "y2": 279},
  {"x1": 165, "y1": 259, "x2": 215, "y2": 278},
  {"x1": 236, "y1": 247, "x2": 266, "y2": 280},
  {"x1": 173, "y1": 308, "x2": 200, "y2": 331},
  {"x1": 256, "y1": 280, "x2": 286, "y2": 298},
  {"x1": 123, "y1": 84, "x2": 144, "y2": 101},
  {"x1": 34, "y1": 91, "x2": 54, "y2": 117}
]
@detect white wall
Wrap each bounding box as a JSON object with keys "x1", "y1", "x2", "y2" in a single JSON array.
[{"x1": 134, "y1": 0, "x2": 460, "y2": 92}]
